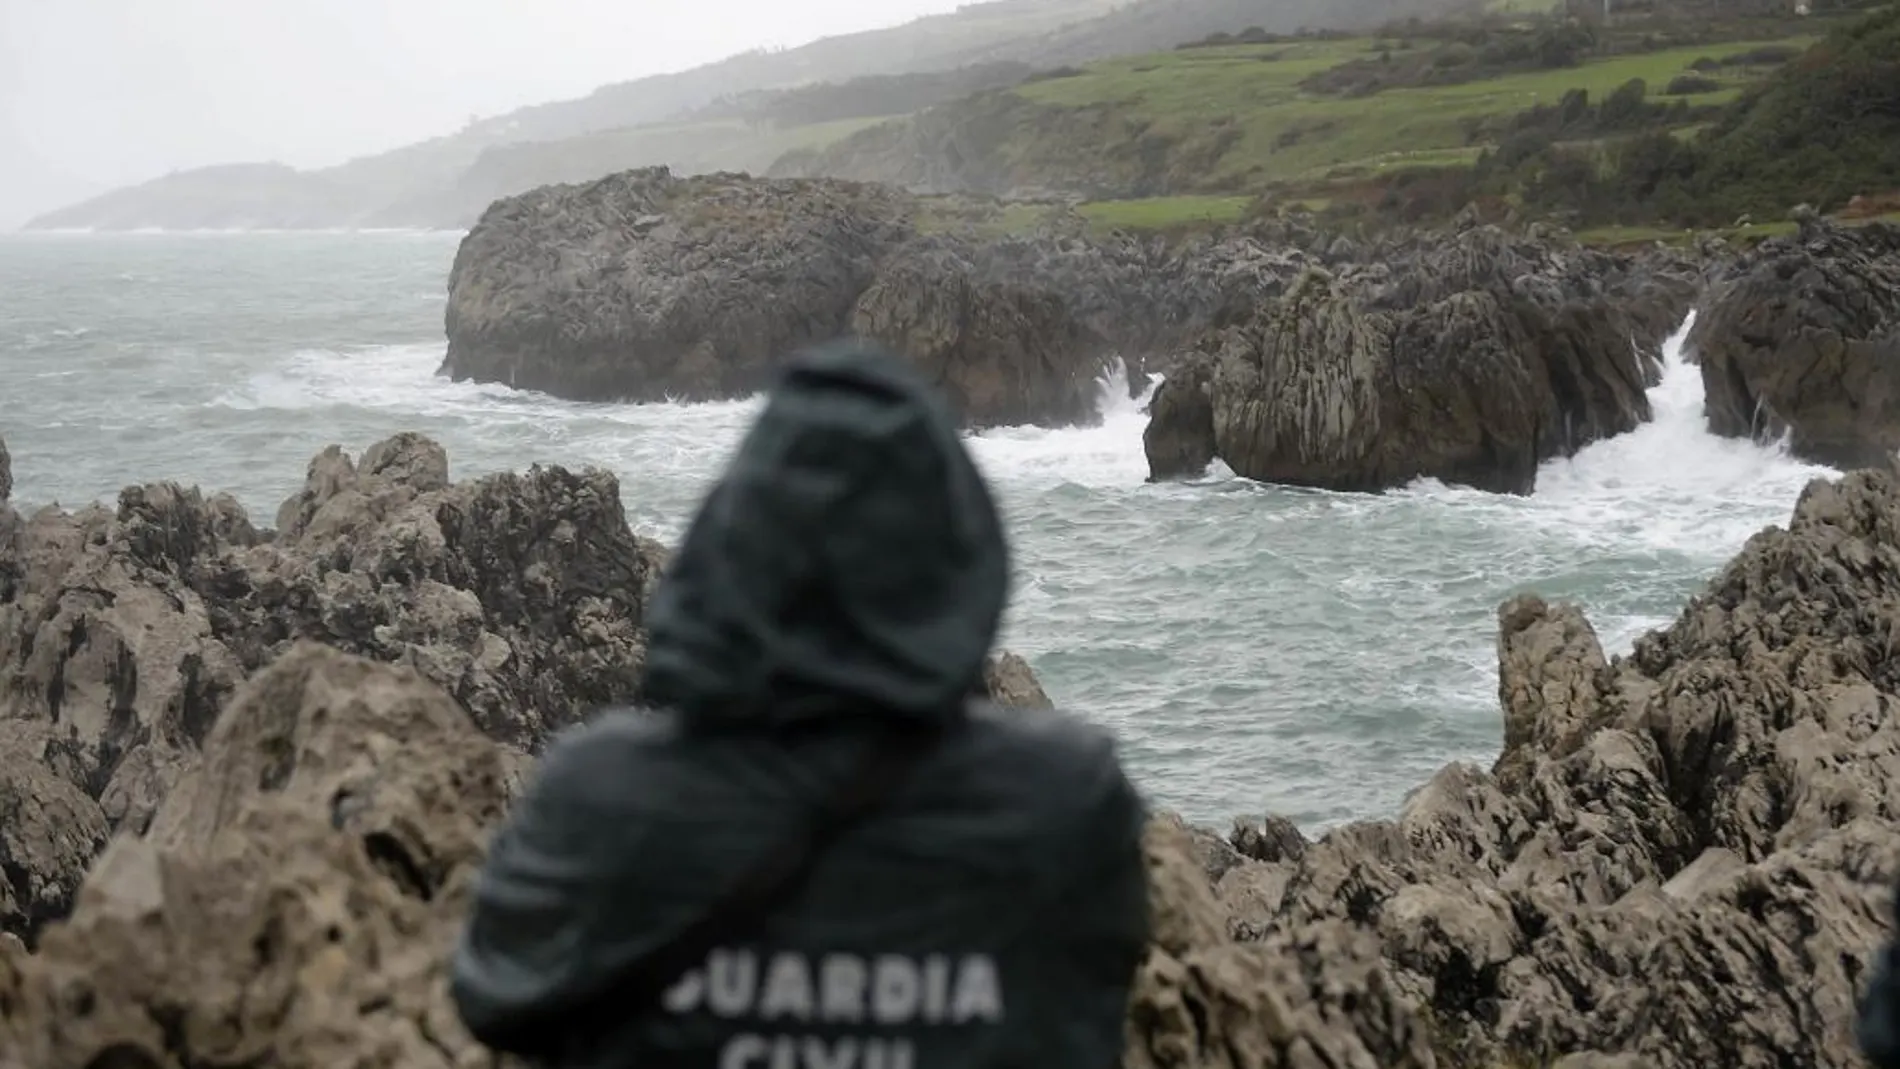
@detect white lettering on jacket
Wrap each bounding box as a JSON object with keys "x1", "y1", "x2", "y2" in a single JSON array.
[
  {"x1": 716, "y1": 1035, "x2": 916, "y2": 1069},
  {"x1": 663, "y1": 949, "x2": 1005, "y2": 1068},
  {"x1": 663, "y1": 950, "x2": 1004, "y2": 1026}
]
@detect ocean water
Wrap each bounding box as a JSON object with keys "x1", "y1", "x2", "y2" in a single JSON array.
[{"x1": 0, "y1": 230, "x2": 1841, "y2": 828}]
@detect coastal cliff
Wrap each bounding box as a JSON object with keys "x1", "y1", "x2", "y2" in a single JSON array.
[{"x1": 442, "y1": 168, "x2": 1698, "y2": 493}]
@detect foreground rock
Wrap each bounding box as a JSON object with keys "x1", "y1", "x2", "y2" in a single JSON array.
[
  {"x1": 10, "y1": 448, "x2": 1900, "y2": 1065},
  {"x1": 0, "y1": 432, "x2": 659, "y2": 943},
  {"x1": 1143, "y1": 221, "x2": 1700, "y2": 494},
  {"x1": 0, "y1": 434, "x2": 1050, "y2": 944},
  {"x1": 0, "y1": 643, "x2": 517, "y2": 1068},
  {"x1": 1688, "y1": 217, "x2": 1900, "y2": 468},
  {"x1": 1162, "y1": 462, "x2": 1900, "y2": 1066},
  {"x1": 1128, "y1": 816, "x2": 1438, "y2": 1069},
  {"x1": 0, "y1": 644, "x2": 1388, "y2": 1069}
]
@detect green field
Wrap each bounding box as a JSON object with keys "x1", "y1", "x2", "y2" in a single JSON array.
[
  {"x1": 911, "y1": 191, "x2": 1329, "y2": 238},
  {"x1": 463, "y1": 114, "x2": 895, "y2": 200},
  {"x1": 756, "y1": 4, "x2": 1893, "y2": 239},
  {"x1": 1076, "y1": 194, "x2": 1256, "y2": 231},
  {"x1": 1009, "y1": 35, "x2": 1810, "y2": 189}
]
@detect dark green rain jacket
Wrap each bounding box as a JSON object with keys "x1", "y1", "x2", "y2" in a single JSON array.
[
  {"x1": 449, "y1": 342, "x2": 1152, "y2": 1069},
  {"x1": 1860, "y1": 886, "x2": 1900, "y2": 1069}
]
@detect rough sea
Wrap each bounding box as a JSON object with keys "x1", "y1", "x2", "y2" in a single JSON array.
[{"x1": 0, "y1": 229, "x2": 1841, "y2": 828}]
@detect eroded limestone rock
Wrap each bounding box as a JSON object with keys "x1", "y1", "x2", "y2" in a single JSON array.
[{"x1": 1689, "y1": 219, "x2": 1900, "y2": 468}]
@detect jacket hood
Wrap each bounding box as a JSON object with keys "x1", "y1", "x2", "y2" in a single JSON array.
[{"x1": 639, "y1": 340, "x2": 1011, "y2": 726}]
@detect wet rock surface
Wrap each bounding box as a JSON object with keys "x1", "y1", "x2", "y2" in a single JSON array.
[
  {"x1": 0, "y1": 643, "x2": 520, "y2": 1069},
  {"x1": 0, "y1": 432, "x2": 1060, "y2": 948},
  {"x1": 440, "y1": 167, "x2": 1264, "y2": 430},
  {"x1": 0, "y1": 431, "x2": 660, "y2": 943},
  {"x1": 1688, "y1": 217, "x2": 1900, "y2": 469},
  {"x1": 1142, "y1": 221, "x2": 1700, "y2": 494},
  {"x1": 1142, "y1": 462, "x2": 1900, "y2": 1067},
  {"x1": 443, "y1": 167, "x2": 914, "y2": 407},
  {"x1": 848, "y1": 238, "x2": 1115, "y2": 428},
  {"x1": 7, "y1": 421, "x2": 1900, "y2": 1067},
  {"x1": 440, "y1": 167, "x2": 1701, "y2": 457}
]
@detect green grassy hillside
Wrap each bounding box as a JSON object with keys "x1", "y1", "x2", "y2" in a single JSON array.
[
  {"x1": 27, "y1": 0, "x2": 1488, "y2": 230},
  {"x1": 776, "y1": 5, "x2": 1896, "y2": 241},
  {"x1": 1013, "y1": 35, "x2": 1791, "y2": 185}
]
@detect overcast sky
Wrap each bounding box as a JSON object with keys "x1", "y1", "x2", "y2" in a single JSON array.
[{"x1": 0, "y1": 0, "x2": 970, "y2": 227}]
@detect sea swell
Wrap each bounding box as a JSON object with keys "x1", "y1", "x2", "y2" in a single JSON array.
[{"x1": 0, "y1": 234, "x2": 1836, "y2": 827}]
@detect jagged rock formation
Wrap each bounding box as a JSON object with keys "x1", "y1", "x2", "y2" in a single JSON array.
[
  {"x1": 0, "y1": 643, "x2": 520, "y2": 1069},
  {"x1": 899, "y1": 227, "x2": 1316, "y2": 390},
  {"x1": 9, "y1": 444, "x2": 1900, "y2": 1066},
  {"x1": 0, "y1": 432, "x2": 660, "y2": 944},
  {"x1": 440, "y1": 166, "x2": 1711, "y2": 457},
  {"x1": 0, "y1": 432, "x2": 1058, "y2": 947},
  {"x1": 981, "y1": 650, "x2": 1053, "y2": 710},
  {"x1": 1157, "y1": 462, "x2": 1900, "y2": 1066},
  {"x1": 1143, "y1": 222, "x2": 1700, "y2": 493},
  {"x1": 443, "y1": 168, "x2": 914, "y2": 403},
  {"x1": 1687, "y1": 217, "x2": 1900, "y2": 468},
  {"x1": 1128, "y1": 816, "x2": 1439, "y2": 1069}
]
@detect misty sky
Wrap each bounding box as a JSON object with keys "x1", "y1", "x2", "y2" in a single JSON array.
[{"x1": 0, "y1": 0, "x2": 970, "y2": 227}]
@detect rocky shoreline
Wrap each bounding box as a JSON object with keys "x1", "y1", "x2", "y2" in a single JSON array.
[
  {"x1": 442, "y1": 168, "x2": 1729, "y2": 494},
  {"x1": 0, "y1": 433, "x2": 1041, "y2": 943},
  {"x1": 441, "y1": 166, "x2": 1900, "y2": 495},
  {"x1": 3, "y1": 413, "x2": 1899, "y2": 1066},
  {"x1": 9, "y1": 193, "x2": 1900, "y2": 1067}
]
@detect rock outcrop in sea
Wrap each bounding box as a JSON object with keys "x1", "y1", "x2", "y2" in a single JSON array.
[
  {"x1": 439, "y1": 166, "x2": 1701, "y2": 489},
  {"x1": 5, "y1": 419, "x2": 1900, "y2": 1065},
  {"x1": 0, "y1": 434, "x2": 1047, "y2": 948},
  {"x1": 1141, "y1": 220, "x2": 1702, "y2": 494},
  {"x1": 1687, "y1": 216, "x2": 1900, "y2": 469},
  {"x1": 442, "y1": 167, "x2": 1130, "y2": 430}
]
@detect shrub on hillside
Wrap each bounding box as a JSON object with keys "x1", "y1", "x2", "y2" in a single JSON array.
[
  {"x1": 1469, "y1": 6, "x2": 1900, "y2": 228},
  {"x1": 1663, "y1": 73, "x2": 1722, "y2": 94},
  {"x1": 1658, "y1": 5, "x2": 1900, "y2": 222}
]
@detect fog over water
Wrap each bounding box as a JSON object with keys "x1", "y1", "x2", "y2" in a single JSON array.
[{"x1": 0, "y1": 0, "x2": 974, "y2": 227}]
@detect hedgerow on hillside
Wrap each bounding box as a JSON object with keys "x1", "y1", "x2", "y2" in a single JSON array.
[{"x1": 1397, "y1": 4, "x2": 1900, "y2": 230}]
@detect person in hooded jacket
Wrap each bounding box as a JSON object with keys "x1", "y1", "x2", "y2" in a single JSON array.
[
  {"x1": 1861, "y1": 887, "x2": 1900, "y2": 1069},
  {"x1": 449, "y1": 341, "x2": 1153, "y2": 1069}
]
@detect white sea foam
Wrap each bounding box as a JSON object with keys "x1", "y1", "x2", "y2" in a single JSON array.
[{"x1": 196, "y1": 316, "x2": 1838, "y2": 823}]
